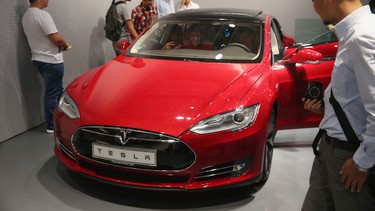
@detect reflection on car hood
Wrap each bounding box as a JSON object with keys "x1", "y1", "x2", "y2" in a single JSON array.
[{"x1": 70, "y1": 57, "x2": 261, "y2": 137}]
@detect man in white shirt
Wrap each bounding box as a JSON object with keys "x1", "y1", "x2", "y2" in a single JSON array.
[
  {"x1": 22, "y1": 0, "x2": 71, "y2": 134},
  {"x1": 302, "y1": 0, "x2": 375, "y2": 210},
  {"x1": 178, "y1": 0, "x2": 199, "y2": 11},
  {"x1": 154, "y1": 0, "x2": 175, "y2": 18}
]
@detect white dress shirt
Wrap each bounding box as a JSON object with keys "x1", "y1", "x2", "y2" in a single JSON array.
[
  {"x1": 320, "y1": 6, "x2": 375, "y2": 169},
  {"x1": 154, "y1": 0, "x2": 175, "y2": 18}
]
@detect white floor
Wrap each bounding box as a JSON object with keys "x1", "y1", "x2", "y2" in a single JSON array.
[{"x1": 0, "y1": 125, "x2": 319, "y2": 211}]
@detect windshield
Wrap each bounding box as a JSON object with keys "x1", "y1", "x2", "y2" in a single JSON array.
[{"x1": 128, "y1": 20, "x2": 263, "y2": 63}]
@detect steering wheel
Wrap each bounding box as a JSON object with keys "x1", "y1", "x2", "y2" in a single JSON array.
[{"x1": 222, "y1": 43, "x2": 251, "y2": 53}]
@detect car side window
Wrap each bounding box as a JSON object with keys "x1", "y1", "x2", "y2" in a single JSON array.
[{"x1": 270, "y1": 19, "x2": 284, "y2": 64}]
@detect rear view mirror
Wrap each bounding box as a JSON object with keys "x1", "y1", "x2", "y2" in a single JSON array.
[{"x1": 287, "y1": 49, "x2": 323, "y2": 64}]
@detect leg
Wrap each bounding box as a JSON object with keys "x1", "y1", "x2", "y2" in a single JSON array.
[
  {"x1": 321, "y1": 138, "x2": 375, "y2": 211},
  {"x1": 32, "y1": 61, "x2": 64, "y2": 130},
  {"x1": 302, "y1": 139, "x2": 335, "y2": 211},
  {"x1": 324, "y1": 141, "x2": 359, "y2": 211}
]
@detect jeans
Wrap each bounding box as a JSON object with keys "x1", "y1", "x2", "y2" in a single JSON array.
[{"x1": 32, "y1": 61, "x2": 64, "y2": 129}]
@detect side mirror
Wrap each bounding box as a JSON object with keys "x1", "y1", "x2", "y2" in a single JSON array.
[
  {"x1": 115, "y1": 40, "x2": 131, "y2": 53},
  {"x1": 287, "y1": 49, "x2": 323, "y2": 64},
  {"x1": 283, "y1": 35, "x2": 295, "y2": 47}
]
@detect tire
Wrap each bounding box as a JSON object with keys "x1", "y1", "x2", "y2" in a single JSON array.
[{"x1": 260, "y1": 107, "x2": 277, "y2": 182}]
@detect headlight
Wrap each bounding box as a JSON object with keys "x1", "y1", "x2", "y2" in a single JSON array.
[
  {"x1": 58, "y1": 92, "x2": 80, "y2": 119},
  {"x1": 190, "y1": 104, "x2": 260, "y2": 134}
]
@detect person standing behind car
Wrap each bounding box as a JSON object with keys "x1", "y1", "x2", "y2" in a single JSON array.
[
  {"x1": 22, "y1": 0, "x2": 71, "y2": 134},
  {"x1": 154, "y1": 0, "x2": 175, "y2": 18},
  {"x1": 131, "y1": 0, "x2": 158, "y2": 35},
  {"x1": 113, "y1": 0, "x2": 138, "y2": 55},
  {"x1": 302, "y1": 0, "x2": 375, "y2": 210},
  {"x1": 178, "y1": 0, "x2": 199, "y2": 11}
]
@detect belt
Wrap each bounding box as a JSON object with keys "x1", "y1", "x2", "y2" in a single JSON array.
[
  {"x1": 323, "y1": 133, "x2": 351, "y2": 151},
  {"x1": 312, "y1": 129, "x2": 351, "y2": 156}
]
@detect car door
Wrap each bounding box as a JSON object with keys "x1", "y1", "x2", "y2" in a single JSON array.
[{"x1": 270, "y1": 20, "x2": 336, "y2": 130}]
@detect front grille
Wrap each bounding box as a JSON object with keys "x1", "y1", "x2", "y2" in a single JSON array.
[
  {"x1": 195, "y1": 162, "x2": 234, "y2": 181},
  {"x1": 72, "y1": 126, "x2": 195, "y2": 171},
  {"x1": 80, "y1": 160, "x2": 189, "y2": 184}
]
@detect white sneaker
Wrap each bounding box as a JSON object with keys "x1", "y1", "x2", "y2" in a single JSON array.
[{"x1": 46, "y1": 128, "x2": 54, "y2": 134}]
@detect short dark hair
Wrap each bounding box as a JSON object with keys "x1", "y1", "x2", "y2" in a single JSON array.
[
  {"x1": 29, "y1": 0, "x2": 37, "y2": 3},
  {"x1": 370, "y1": 0, "x2": 375, "y2": 11}
]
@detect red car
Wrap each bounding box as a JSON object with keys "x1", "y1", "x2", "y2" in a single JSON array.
[{"x1": 54, "y1": 8, "x2": 337, "y2": 191}]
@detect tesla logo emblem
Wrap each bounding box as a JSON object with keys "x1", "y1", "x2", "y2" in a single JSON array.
[{"x1": 117, "y1": 129, "x2": 130, "y2": 145}]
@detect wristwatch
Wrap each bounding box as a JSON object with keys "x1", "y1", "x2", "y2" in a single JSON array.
[{"x1": 352, "y1": 160, "x2": 370, "y2": 172}]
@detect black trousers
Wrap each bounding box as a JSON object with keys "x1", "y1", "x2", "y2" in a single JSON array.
[{"x1": 302, "y1": 133, "x2": 375, "y2": 211}]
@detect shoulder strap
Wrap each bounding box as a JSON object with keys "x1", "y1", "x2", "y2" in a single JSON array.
[{"x1": 329, "y1": 89, "x2": 360, "y2": 150}]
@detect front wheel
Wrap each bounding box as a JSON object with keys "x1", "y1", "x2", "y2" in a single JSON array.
[{"x1": 260, "y1": 107, "x2": 277, "y2": 182}]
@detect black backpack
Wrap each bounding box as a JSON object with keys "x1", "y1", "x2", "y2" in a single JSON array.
[{"x1": 104, "y1": 0, "x2": 126, "y2": 41}]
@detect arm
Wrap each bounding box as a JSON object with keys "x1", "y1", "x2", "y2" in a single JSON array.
[
  {"x1": 302, "y1": 98, "x2": 324, "y2": 115},
  {"x1": 340, "y1": 33, "x2": 375, "y2": 193},
  {"x1": 125, "y1": 20, "x2": 138, "y2": 40},
  {"x1": 48, "y1": 32, "x2": 70, "y2": 50}
]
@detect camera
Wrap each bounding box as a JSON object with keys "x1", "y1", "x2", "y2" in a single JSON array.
[{"x1": 305, "y1": 81, "x2": 323, "y2": 100}]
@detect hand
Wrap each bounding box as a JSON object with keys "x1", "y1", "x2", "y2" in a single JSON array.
[
  {"x1": 340, "y1": 158, "x2": 368, "y2": 192},
  {"x1": 302, "y1": 98, "x2": 324, "y2": 115},
  {"x1": 162, "y1": 41, "x2": 175, "y2": 50},
  {"x1": 59, "y1": 45, "x2": 72, "y2": 51}
]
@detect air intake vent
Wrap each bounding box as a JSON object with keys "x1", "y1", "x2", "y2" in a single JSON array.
[
  {"x1": 195, "y1": 162, "x2": 234, "y2": 181},
  {"x1": 58, "y1": 140, "x2": 75, "y2": 161}
]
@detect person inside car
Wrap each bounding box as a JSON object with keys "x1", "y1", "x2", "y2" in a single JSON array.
[
  {"x1": 230, "y1": 26, "x2": 259, "y2": 54},
  {"x1": 162, "y1": 25, "x2": 183, "y2": 50},
  {"x1": 182, "y1": 24, "x2": 212, "y2": 50}
]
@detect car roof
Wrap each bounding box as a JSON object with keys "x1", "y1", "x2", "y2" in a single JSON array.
[{"x1": 161, "y1": 8, "x2": 268, "y2": 23}]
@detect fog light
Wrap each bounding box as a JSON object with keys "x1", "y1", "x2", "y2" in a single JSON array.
[{"x1": 232, "y1": 157, "x2": 252, "y2": 178}]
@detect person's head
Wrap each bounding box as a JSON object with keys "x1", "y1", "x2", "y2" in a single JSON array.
[
  {"x1": 29, "y1": 0, "x2": 49, "y2": 9},
  {"x1": 141, "y1": 0, "x2": 154, "y2": 9},
  {"x1": 311, "y1": 0, "x2": 362, "y2": 25},
  {"x1": 232, "y1": 27, "x2": 258, "y2": 50},
  {"x1": 187, "y1": 25, "x2": 202, "y2": 47},
  {"x1": 189, "y1": 31, "x2": 201, "y2": 47}
]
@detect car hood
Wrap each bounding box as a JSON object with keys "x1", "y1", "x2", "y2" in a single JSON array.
[{"x1": 69, "y1": 57, "x2": 262, "y2": 137}]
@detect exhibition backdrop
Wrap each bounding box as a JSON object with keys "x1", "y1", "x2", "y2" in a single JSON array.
[{"x1": 0, "y1": 0, "x2": 370, "y2": 143}]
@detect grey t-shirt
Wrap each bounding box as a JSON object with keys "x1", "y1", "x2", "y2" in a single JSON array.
[
  {"x1": 22, "y1": 8, "x2": 63, "y2": 63},
  {"x1": 115, "y1": 0, "x2": 132, "y2": 41}
]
